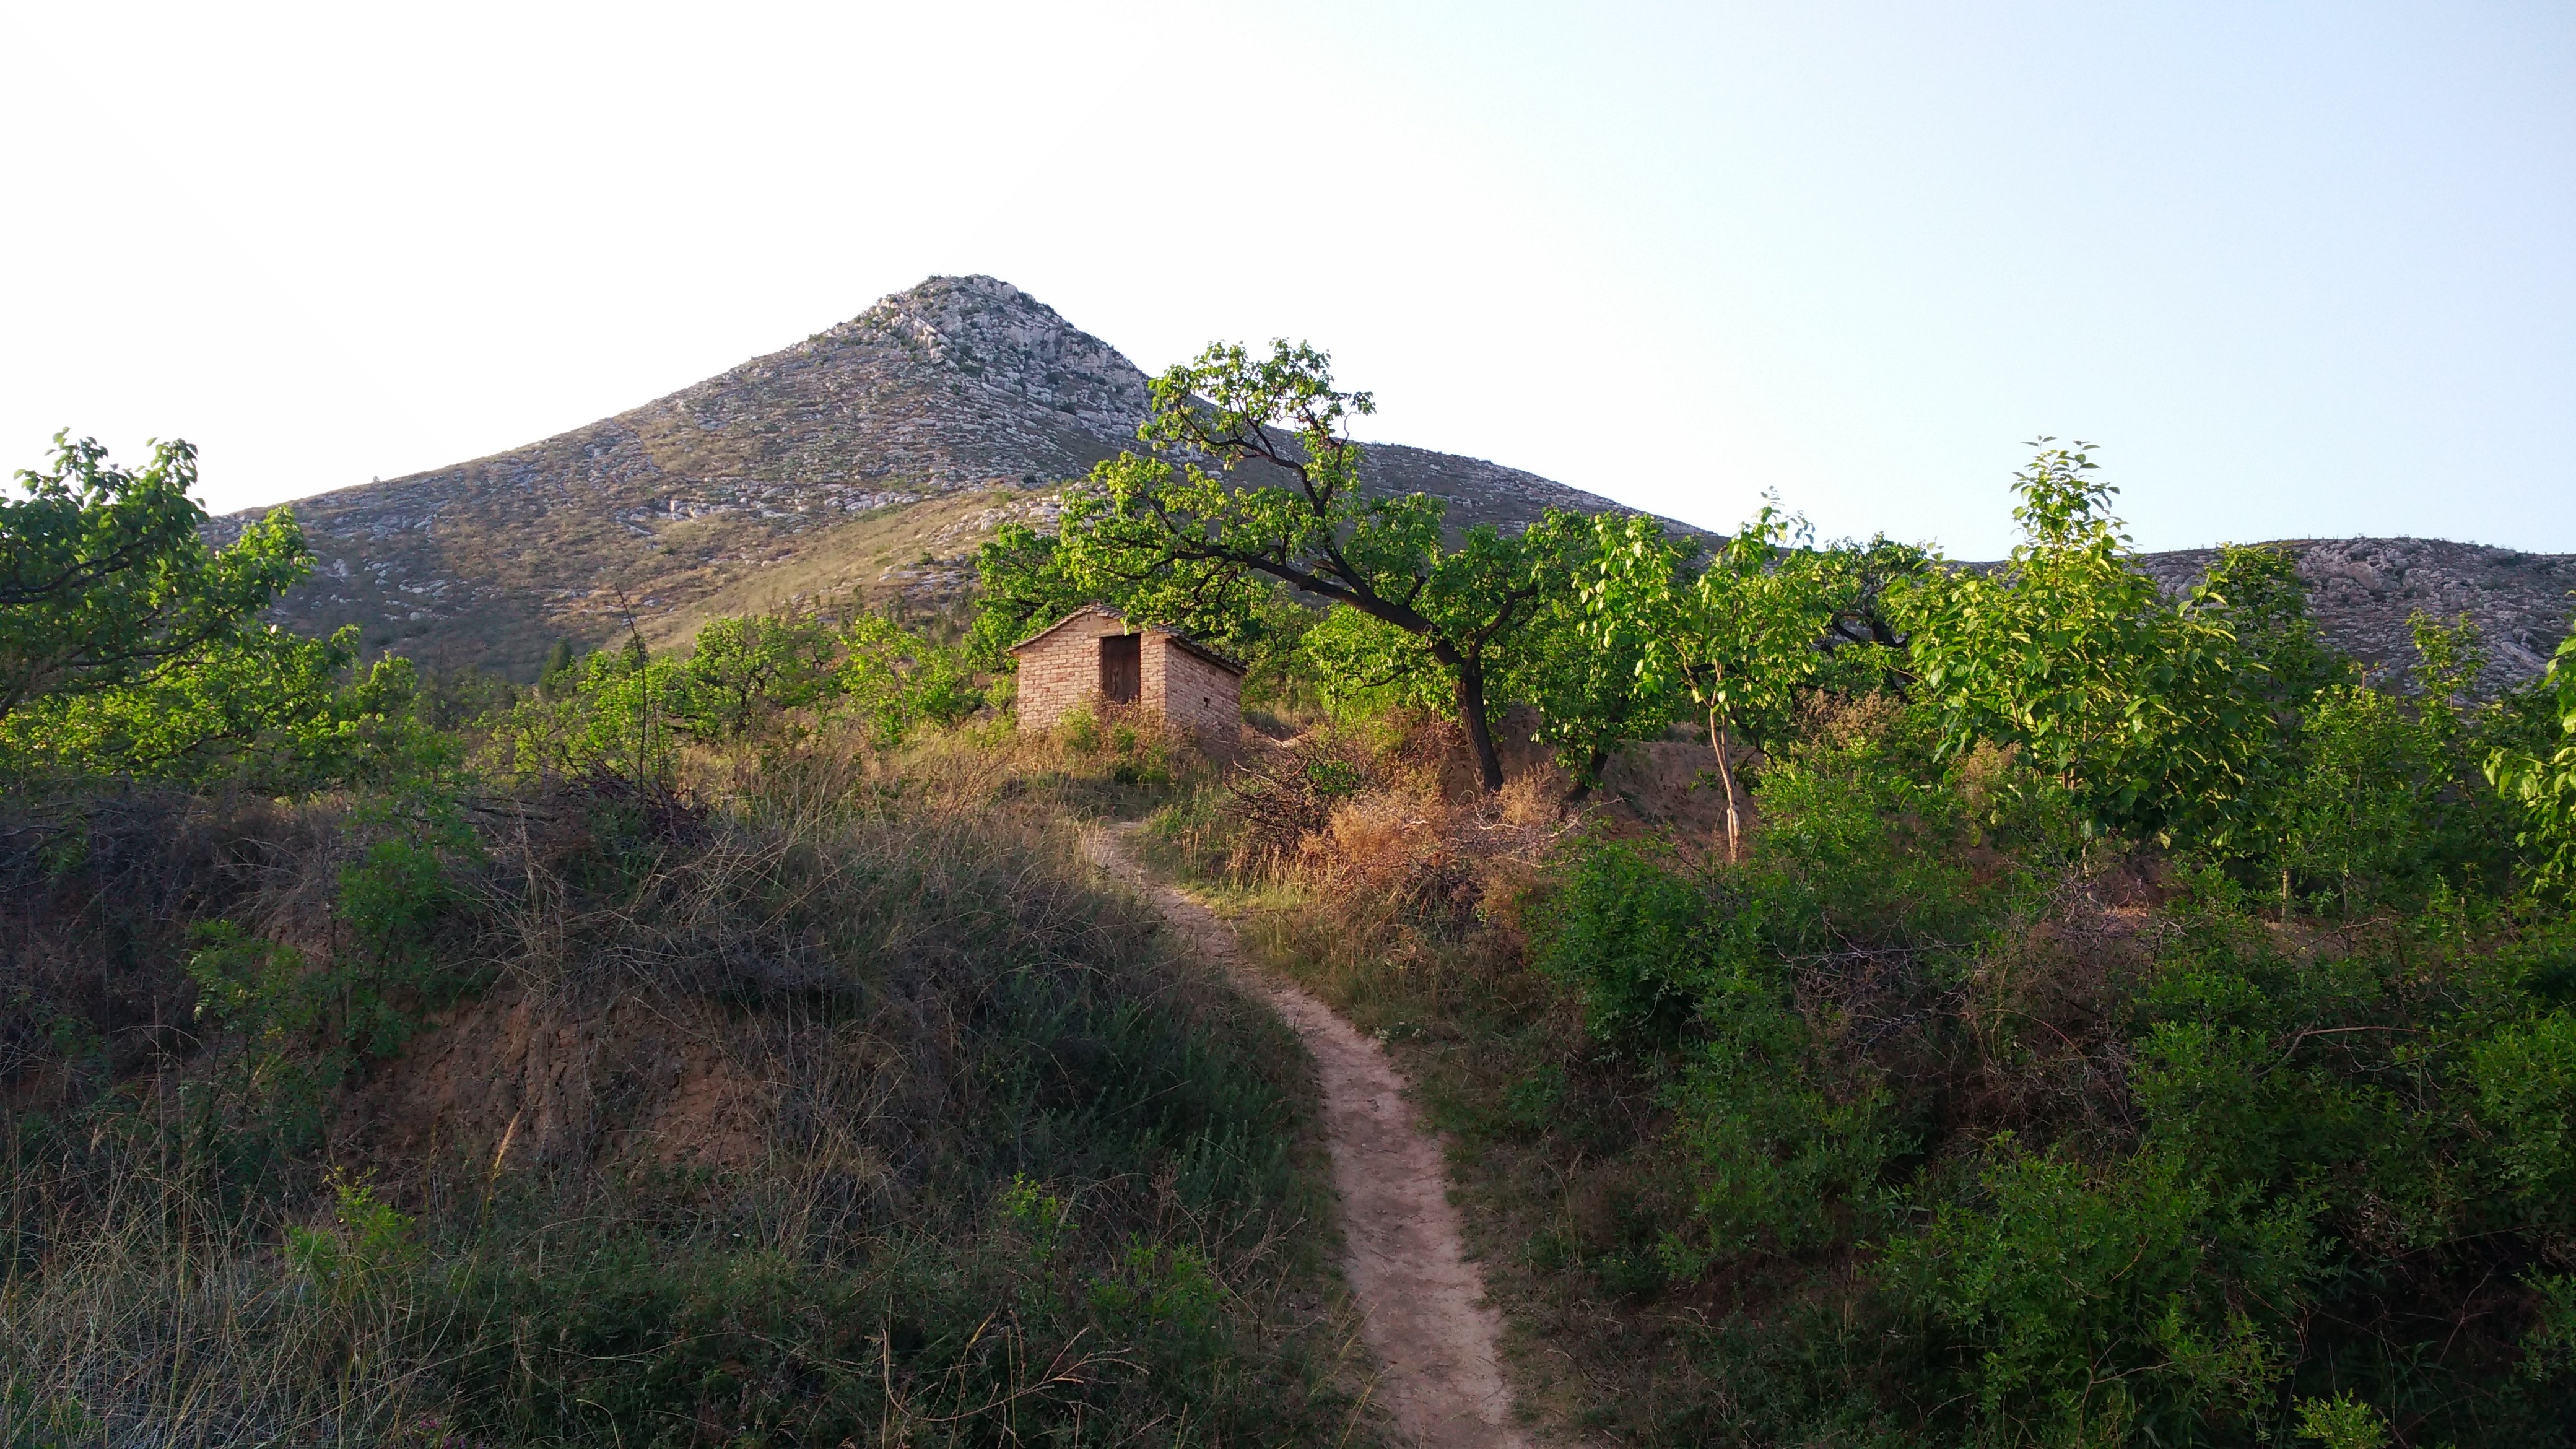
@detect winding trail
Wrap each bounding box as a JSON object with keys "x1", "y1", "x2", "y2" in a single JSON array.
[{"x1": 1086, "y1": 823, "x2": 1532, "y2": 1449}]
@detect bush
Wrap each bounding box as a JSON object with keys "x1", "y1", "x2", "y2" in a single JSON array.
[
  {"x1": 1886, "y1": 1139, "x2": 2317, "y2": 1444},
  {"x1": 1532, "y1": 840, "x2": 1721, "y2": 1045}
]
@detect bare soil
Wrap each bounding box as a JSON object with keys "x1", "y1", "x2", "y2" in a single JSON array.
[{"x1": 1087, "y1": 823, "x2": 1535, "y2": 1449}]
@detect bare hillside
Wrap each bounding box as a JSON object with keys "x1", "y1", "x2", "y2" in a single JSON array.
[
  {"x1": 2135, "y1": 537, "x2": 2576, "y2": 693},
  {"x1": 214, "y1": 276, "x2": 1638, "y2": 676},
  {"x1": 210, "y1": 274, "x2": 2572, "y2": 687}
]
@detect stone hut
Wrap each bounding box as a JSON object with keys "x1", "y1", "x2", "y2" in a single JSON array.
[{"x1": 1007, "y1": 604, "x2": 1243, "y2": 750}]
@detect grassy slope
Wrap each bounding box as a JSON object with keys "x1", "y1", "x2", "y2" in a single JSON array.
[{"x1": 0, "y1": 731, "x2": 1378, "y2": 1447}]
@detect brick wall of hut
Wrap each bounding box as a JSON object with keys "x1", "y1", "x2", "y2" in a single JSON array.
[
  {"x1": 1144, "y1": 635, "x2": 1242, "y2": 753},
  {"x1": 1008, "y1": 606, "x2": 1243, "y2": 751},
  {"x1": 1012, "y1": 607, "x2": 1126, "y2": 731}
]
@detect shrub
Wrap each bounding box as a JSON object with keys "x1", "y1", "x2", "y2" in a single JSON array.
[
  {"x1": 1886, "y1": 1139, "x2": 2318, "y2": 1444},
  {"x1": 1531, "y1": 840, "x2": 1721, "y2": 1045},
  {"x1": 1664, "y1": 999, "x2": 1895, "y2": 1266}
]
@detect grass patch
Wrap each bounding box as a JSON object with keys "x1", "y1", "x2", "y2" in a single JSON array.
[{"x1": 0, "y1": 740, "x2": 1367, "y2": 1447}]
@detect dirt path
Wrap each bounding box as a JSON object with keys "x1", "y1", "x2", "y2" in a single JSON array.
[{"x1": 1086, "y1": 824, "x2": 1532, "y2": 1449}]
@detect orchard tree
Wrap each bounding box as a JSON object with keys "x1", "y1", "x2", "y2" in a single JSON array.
[
  {"x1": 1892, "y1": 442, "x2": 2260, "y2": 843},
  {"x1": 838, "y1": 614, "x2": 981, "y2": 747},
  {"x1": 966, "y1": 521, "x2": 1089, "y2": 669},
  {"x1": 1517, "y1": 524, "x2": 1686, "y2": 794},
  {"x1": 1583, "y1": 504, "x2": 1837, "y2": 859},
  {"x1": 2, "y1": 433, "x2": 310, "y2": 719},
  {"x1": 2487, "y1": 632, "x2": 2576, "y2": 889},
  {"x1": 676, "y1": 614, "x2": 839, "y2": 741},
  {"x1": 0, "y1": 433, "x2": 429, "y2": 790},
  {"x1": 0, "y1": 620, "x2": 427, "y2": 789},
  {"x1": 1055, "y1": 341, "x2": 1562, "y2": 791},
  {"x1": 504, "y1": 633, "x2": 685, "y2": 785}
]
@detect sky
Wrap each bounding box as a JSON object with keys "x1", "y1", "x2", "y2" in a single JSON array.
[{"x1": 2, "y1": 1, "x2": 2569, "y2": 559}]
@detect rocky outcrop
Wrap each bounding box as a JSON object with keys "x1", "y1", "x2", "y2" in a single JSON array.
[{"x1": 2134, "y1": 537, "x2": 2575, "y2": 692}]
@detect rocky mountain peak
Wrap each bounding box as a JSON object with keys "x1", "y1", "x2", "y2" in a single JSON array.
[
  {"x1": 812, "y1": 274, "x2": 1154, "y2": 433},
  {"x1": 217, "y1": 276, "x2": 1651, "y2": 674}
]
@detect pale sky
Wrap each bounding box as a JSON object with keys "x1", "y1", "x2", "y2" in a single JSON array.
[{"x1": 4, "y1": 1, "x2": 2569, "y2": 558}]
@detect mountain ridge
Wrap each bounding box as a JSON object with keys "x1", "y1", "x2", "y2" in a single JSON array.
[
  {"x1": 214, "y1": 274, "x2": 2574, "y2": 688},
  {"x1": 216, "y1": 275, "x2": 1645, "y2": 674},
  {"x1": 2131, "y1": 536, "x2": 2575, "y2": 694}
]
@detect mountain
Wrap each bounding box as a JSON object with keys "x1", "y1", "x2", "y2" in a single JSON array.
[
  {"x1": 215, "y1": 275, "x2": 1638, "y2": 676},
  {"x1": 216, "y1": 274, "x2": 2572, "y2": 688},
  {"x1": 2134, "y1": 538, "x2": 2576, "y2": 695}
]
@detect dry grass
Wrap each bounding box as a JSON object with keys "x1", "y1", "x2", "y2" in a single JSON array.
[{"x1": 0, "y1": 729, "x2": 1367, "y2": 1447}]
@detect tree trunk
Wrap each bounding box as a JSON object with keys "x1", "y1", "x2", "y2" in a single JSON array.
[
  {"x1": 1455, "y1": 664, "x2": 1505, "y2": 793},
  {"x1": 1709, "y1": 703, "x2": 1743, "y2": 862},
  {"x1": 1566, "y1": 746, "x2": 1610, "y2": 804}
]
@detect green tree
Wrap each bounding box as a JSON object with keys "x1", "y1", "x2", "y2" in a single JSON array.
[
  {"x1": 1056, "y1": 341, "x2": 1562, "y2": 791},
  {"x1": 1816, "y1": 534, "x2": 1933, "y2": 660},
  {"x1": 966, "y1": 521, "x2": 1090, "y2": 669},
  {"x1": 2194, "y1": 544, "x2": 2351, "y2": 890},
  {"x1": 0, "y1": 622, "x2": 431, "y2": 789},
  {"x1": 2276, "y1": 683, "x2": 2440, "y2": 912},
  {"x1": 502, "y1": 635, "x2": 684, "y2": 784},
  {"x1": 2489, "y1": 630, "x2": 2576, "y2": 889},
  {"x1": 676, "y1": 614, "x2": 838, "y2": 741},
  {"x1": 1582, "y1": 504, "x2": 1837, "y2": 859},
  {"x1": 1516, "y1": 555, "x2": 1684, "y2": 795},
  {"x1": 539, "y1": 638, "x2": 577, "y2": 694},
  {"x1": 2, "y1": 433, "x2": 311, "y2": 720},
  {"x1": 838, "y1": 614, "x2": 981, "y2": 747},
  {"x1": 1892, "y1": 442, "x2": 2260, "y2": 845}
]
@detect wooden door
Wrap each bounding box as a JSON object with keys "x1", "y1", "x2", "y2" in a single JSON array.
[{"x1": 1099, "y1": 633, "x2": 1141, "y2": 704}]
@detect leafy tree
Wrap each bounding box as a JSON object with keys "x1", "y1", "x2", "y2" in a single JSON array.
[
  {"x1": 838, "y1": 614, "x2": 981, "y2": 747},
  {"x1": 2191, "y1": 544, "x2": 2352, "y2": 891},
  {"x1": 0, "y1": 433, "x2": 435, "y2": 790},
  {"x1": 2489, "y1": 630, "x2": 2576, "y2": 889},
  {"x1": 0, "y1": 622, "x2": 431, "y2": 789},
  {"x1": 2, "y1": 433, "x2": 310, "y2": 720},
  {"x1": 1816, "y1": 534, "x2": 1933, "y2": 659},
  {"x1": 1892, "y1": 442, "x2": 2260, "y2": 845},
  {"x1": 2275, "y1": 682, "x2": 2441, "y2": 913},
  {"x1": 675, "y1": 614, "x2": 838, "y2": 741},
  {"x1": 1055, "y1": 341, "x2": 1564, "y2": 791},
  {"x1": 539, "y1": 638, "x2": 577, "y2": 692},
  {"x1": 2201, "y1": 544, "x2": 2344, "y2": 708},
  {"x1": 1515, "y1": 556, "x2": 1684, "y2": 795},
  {"x1": 966, "y1": 521, "x2": 1090, "y2": 669},
  {"x1": 502, "y1": 637, "x2": 684, "y2": 784},
  {"x1": 1582, "y1": 504, "x2": 1837, "y2": 859},
  {"x1": 1295, "y1": 604, "x2": 1448, "y2": 718}
]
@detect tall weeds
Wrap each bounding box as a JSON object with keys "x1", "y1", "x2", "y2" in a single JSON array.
[{"x1": 1, "y1": 738, "x2": 1360, "y2": 1447}]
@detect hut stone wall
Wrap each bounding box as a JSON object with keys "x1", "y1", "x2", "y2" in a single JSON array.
[
  {"x1": 1144, "y1": 635, "x2": 1242, "y2": 751},
  {"x1": 1008, "y1": 605, "x2": 1242, "y2": 752},
  {"x1": 1012, "y1": 607, "x2": 1128, "y2": 731}
]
